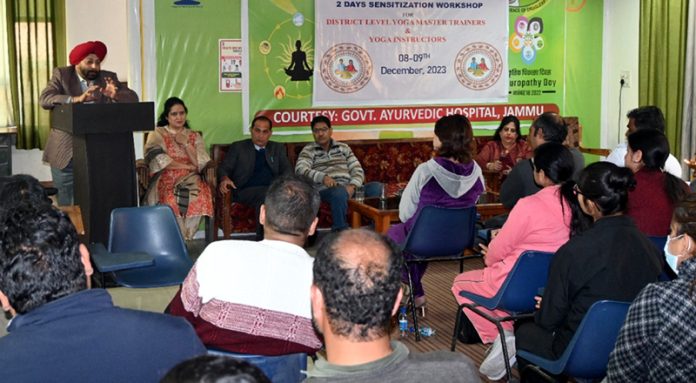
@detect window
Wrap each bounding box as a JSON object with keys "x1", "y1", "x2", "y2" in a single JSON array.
[{"x1": 0, "y1": 1, "x2": 15, "y2": 128}]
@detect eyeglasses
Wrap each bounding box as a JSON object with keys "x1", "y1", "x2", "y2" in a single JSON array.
[
  {"x1": 573, "y1": 184, "x2": 583, "y2": 196},
  {"x1": 312, "y1": 127, "x2": 330, "y2": 133}
]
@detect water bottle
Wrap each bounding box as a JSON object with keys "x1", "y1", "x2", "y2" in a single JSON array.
[
  {"x1": 409, "y1": 326, "x2": 436, "y2": 337},
  {"x1": 398, "y1": 307, "x2": 408, "y2": 337},
  {"x1": 379, "y1": 186, "x2": 387, "y2": 209}
]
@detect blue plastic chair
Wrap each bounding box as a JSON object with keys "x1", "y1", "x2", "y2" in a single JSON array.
[
  {"x1": 518, "y1": 300, "x2": 631, "y2": 381},
  {"x1": 648, "y1": 235, "x2": 667, "y2": 251},
  {"x1": 402, "y1": 205, "x2": 480, "y2": 341},
  {"x1": 103, "y1": 205, "x2": 193, "y2": 288},
  {"x1": 648, "y1": 236, "x2": 677, "y2": 281},
  {"x1": 452, "y1": 250, "x2": 554, "y2": 381},
  {"x1": 208, "y1": 349, "x2": 308, "y2": 383}
]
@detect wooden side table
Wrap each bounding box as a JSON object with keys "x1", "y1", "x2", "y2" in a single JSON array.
[{"x1": 348, "y1": 197, "x2": 400, "y2": 234}]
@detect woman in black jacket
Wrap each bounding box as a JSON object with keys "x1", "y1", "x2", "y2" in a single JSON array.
[{"x1": 515, "y1": 162, "x2": 663, "y2": 381}]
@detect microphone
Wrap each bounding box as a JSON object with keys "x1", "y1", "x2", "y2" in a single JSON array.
[{"x1": 85, "y1": 80, "x2": 99, "y2": 103}]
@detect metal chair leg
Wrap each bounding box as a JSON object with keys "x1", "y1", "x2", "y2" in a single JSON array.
[
  {"x1": 406, "y1": 262, "x2": 421, "y2": 341},
  {"x1": 451, "y1": 303, "x2": 466, "y2": 351},
  {"x1": 493, "y1": 319, "x2": 514, "y2": 382}
]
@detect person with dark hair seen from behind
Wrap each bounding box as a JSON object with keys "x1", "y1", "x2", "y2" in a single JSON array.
[
  {"x1": 305, "y1": 229, "x2": 481, "y2": 382},
  {"x1": 475, "y1": 115, "x2": 532, "y2": 181},
  {"x1": 515, "y1": 162, "x2": 662, "y2": 382},
  {"x1": 388, "y1": 114, "x2": 485, "y2": 312},
  {"x1": 0, "y1": 203, "x2": 205, "y2": 382},
  {"x1": 167, "y1": 175, "x2": 322, "y2": 356},
  {"x1": 295, "y1": 115, "x2": 365, "y2": 232},
  {"x1": 624, "y1": 129, "x2": 689, "y2": 237},
  {"x1": 39, "y1": 40, "x2": 139, "y2": 206},
  {"x1": 161, "y1": 355, "x2": 270, "y2": 383},
  {"x1": 143, "y1": 97, "x2": 213, "y2": 240},
  {"x1": 606, "y1": 194, "x2": 696, "y2": 382},
  {"x1": 218, "y1": 115, "x2": 292, "y2": 240},
  {"x1": 452, "y1": 142, "x2": 588, "y2": 381},
  {"x1": 0, "y1": 174, "x2": 52, "y2": 209},
  {"x1": 606, "y1": 106, "x2": 683, "y2": 177},
  {"x1": 499, "y1": 111, "x2": 584, "y2": 210}
]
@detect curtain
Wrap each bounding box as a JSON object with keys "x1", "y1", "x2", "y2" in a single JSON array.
[
  {"x1": 0, "y1": 3, "x2": 13, "y2": 127},
  {"x1": 639, "y1": 0, "x2": 689, "y2": 159},
  {"x1": 682, "y1": 0, "x2": 695, "y2": 178},
  {"x1": 5, "y1": 0, "x2": 65, "y2": 150}
]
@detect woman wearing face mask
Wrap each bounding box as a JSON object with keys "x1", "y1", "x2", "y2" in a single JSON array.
[
  {"x1": 624, "y1": 129, "x2": 689, "y2": 236},
  {"x1": 606, "y1": 193, "x2": 696, "y2": 381},
  {"x1": 515, "y1": 162, "x2": 663, "y2": 381}
]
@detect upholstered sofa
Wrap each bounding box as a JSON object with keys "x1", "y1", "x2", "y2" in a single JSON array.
[
  {"x1": 209, "y1": 136, "x2": 510, "y2": 239},
  {"x1": 139, "y1": 117, "x2": 584, "y2": 240}
]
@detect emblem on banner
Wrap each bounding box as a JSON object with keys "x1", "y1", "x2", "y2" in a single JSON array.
[
  {"x1": 454, "y1": 43, "x2": 503, "y2": 90},
  {"x1": 320, "y1": 43, "x2": 372, "y2": 94}
]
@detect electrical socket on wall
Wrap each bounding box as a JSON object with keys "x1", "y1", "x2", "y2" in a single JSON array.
[{"x1": 620, "y1": 70, "x2": 630, "y2": 88}]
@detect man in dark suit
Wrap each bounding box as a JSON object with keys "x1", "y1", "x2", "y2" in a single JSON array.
[
  {"x1": 39, "y1": 40, "x2": 138, "y2": 206},
  {"x1": 218, "y1": 115, "x2": 292, "y2": 239}
]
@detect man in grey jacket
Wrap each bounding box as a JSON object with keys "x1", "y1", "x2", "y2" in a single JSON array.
[{"x1": 305, "y1": 229, "x2": 480, "y2": 383}]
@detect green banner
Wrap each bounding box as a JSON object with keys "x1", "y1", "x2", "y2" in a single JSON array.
[{"x1": 155, "y1": 0, "x2": 602, "y2": 148}]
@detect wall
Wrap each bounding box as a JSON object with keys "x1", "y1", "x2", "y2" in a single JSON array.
[
  {"x1": 12, "y1": 0, "x2": 131, "y2": 181},
  {"x1": 13, "y1": 0, "x2": 641, "y2": 180},
  {"x1": 601, "y1": 0, "x2": 640, "y2": 150},
  {"x1": 65, "y1": 0, "x2": 130, "y2": 79}
]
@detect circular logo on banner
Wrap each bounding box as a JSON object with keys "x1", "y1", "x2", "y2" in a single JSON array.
[
  {"x1": 320, "y1": 43, "x2": 372, "y2": 94},
  {"x1": 454, "y1": 43, "x2": 503, "y2": 90}
]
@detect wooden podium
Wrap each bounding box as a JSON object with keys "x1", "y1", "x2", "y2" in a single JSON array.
[{"x1": 51, "y1": 102, "x2": 154, "y2": 244}]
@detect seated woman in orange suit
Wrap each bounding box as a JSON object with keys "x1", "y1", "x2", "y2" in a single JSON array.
[
  {"x1": 475, "y1": 115, "x2": 532, "y2": 182},
  {"x1": 143, "y1": 97, "x2": 213, "y2": 240}
]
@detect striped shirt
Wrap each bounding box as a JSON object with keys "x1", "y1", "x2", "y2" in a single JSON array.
[{"x1": 295, "y1": 140, "x2": 364, "y2": 187}]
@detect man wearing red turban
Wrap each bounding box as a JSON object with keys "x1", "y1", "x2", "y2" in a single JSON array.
[{"x1": 38, "y1": 41, "x2": 138, "y2": 206}]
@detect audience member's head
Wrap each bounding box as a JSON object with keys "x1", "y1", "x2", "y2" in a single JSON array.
[
  {"x1": 574, "y1": 162, "x2": 636, "y2": 217},
  {"x1": 668, "y1": 194, "x2": 696, "y2": 275},
  {"x1": 160, "y1": 355, "x2": 270, "y2": 383},
  {"x1": 0, "y1": 203, "x2": 92, "y2": 316},
  {"x1": 157, "y1": 97, "x2": 190, "y2": 128},
  {"x1": 312, "y1": 229, "x2": 402, "y2": 341},
  {"x1": 433, "y1": 114, "x2": 474, "y2": 163},
  {"x1": 529, "y1": 112, "x2": 567, "y2": 148},
  {"x1": 0, "y1": 174, "x2": 52, "y2": 211},
  {"x1": 626, "y1": 129, "x2": 688, "y2": 205},
  {"x1": 673, "y1": 193, "x2": 696, "y2": 241},
  {"x1": 531, "y1": 142, "x2": 575, "y2": 186},
  {"x1": 250, "y1": 116, "x2": 273, "y2": 148},
  {"x1": 492, "y1": 115, "x2": 522, "y2": 143},
  {"x1": 261, "y1": 175, "x2": 319, "y2": 239},
  {"x1": 310, "y1": 115, "x2": 333, "y2": 148},
  {"x1": 532, "y1": 142, "x2": 590, "y2": 235},
  {"x1": 625, "y1": 129, "x2": 670, "y2": 172},
  {"x1": 626, "y1": 106, "x2": 665, "y2": 135}
]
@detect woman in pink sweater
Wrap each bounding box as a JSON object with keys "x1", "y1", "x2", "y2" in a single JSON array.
[{"x1": 452, "y1": 142, "x2": 588, "y2": 380}]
